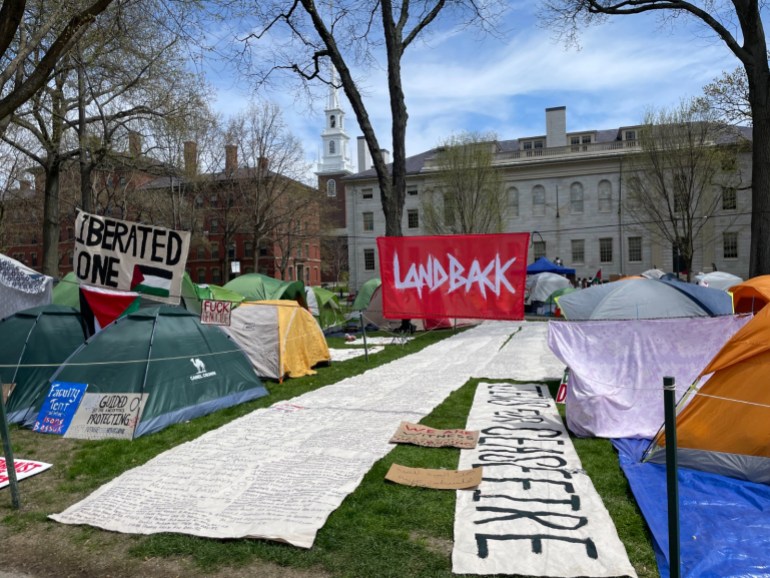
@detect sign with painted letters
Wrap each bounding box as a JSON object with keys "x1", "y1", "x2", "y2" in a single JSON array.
[
  {"x1": 74, "y1": 210, "x2": 190, "y2": 305},
  {"x1": 32, "y1": 381, "x2": 88, "y2": 435},
  {"x1": 201, "y1": 299, "x2": 232, "y2": 326},
  {"x1": 376, "y1": 233, "x2": 529, "y2": 320},
  {"x1": 64, "y1": 392, "x2": 147, "y2": 440},
  {"x1": 0, "y1": 458, "x2": 52, "y2": 489},
  {"x1": 452, "y1": 382, "x2": 637, "y2": 577}
]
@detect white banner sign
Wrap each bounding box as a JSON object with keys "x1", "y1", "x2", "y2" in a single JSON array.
[
  {"x1": 1, "y1": 458, "x2": 52, "y2": 489},
  {"x1": 64, "y1": 393, "x2": 147, "y2": 440},
  {"x1": 452, "y1": 382, "x2": 637, "y2": 577},
  {"x1": 74, "y1": 210, "x2": 190, "y2": 304}
]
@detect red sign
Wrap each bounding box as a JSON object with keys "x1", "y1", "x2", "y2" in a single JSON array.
[{"x1": 376, "y1": 233, "x2": 529, "y2": 320}]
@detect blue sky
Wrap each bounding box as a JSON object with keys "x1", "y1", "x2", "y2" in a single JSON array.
[{"x1": 203, "y1": 3, "x2": 746, "y2": 177}]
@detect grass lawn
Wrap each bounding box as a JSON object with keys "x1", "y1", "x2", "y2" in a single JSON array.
[{"x1": 0, "y1": 327, "x2": 658, "y2": 578}]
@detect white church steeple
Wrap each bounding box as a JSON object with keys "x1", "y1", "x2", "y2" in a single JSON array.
[{"x1": 316, "y1": 67, "x2": 354, "y2": 176}]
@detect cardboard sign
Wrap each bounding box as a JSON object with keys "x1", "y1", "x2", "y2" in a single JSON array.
[
  {"x1": 0, "y1": 458, "x2": 52, "y2": 489},
  {"x1": 32, "y1": 382, "x2": 88, "y2": 435},
  {"x1": 201, "y1": 299, "x2": 232, "y2": 326},
  {"x1": 389, "y1": 421, "x2": 479, "y2": 449},
  {"x1": 2, "y1": 383, "x2": 15, "y2": 405},
  {"x1": 73, "y1": 210, "x2": 190, "y2": 304},
  {"x1": 64, "y1": 392, "x2": 146, "y2": 440},
  {"x1": 385, "y1": 464, "x2": 482, "y2": 490}
]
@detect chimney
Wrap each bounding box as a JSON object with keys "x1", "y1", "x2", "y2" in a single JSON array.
[
  {"x1": 357, "y1": 136, "x2": 373, "y2": 172},
  {"x1": 545, "y1": 106, "x2": 567, "y2": 148},
  {"x1": 128, "y1": 131, "x2": 141, "y2": 157},
  {"x1": 258, "y1": 156, "x2": 269, "y2": 174},
  {"x1": 183, "y1": 141, "x2": 197, "y2": 176},
  {"x1": 225, "y1": 144, "x2": 238, "y2": 174},
  {"x1": 380, "y1": 149, "x2": 391, "y2": 165}
]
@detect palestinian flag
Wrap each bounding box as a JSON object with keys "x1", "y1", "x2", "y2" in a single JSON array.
[
  {"x1": 131, "y1": 264, "x2": 173, "y2": 298},
  {"x1": 79, "y1": 285, "x2": 140, "y2": 336}
]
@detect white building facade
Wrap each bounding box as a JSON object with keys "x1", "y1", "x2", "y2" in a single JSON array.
[{"x1": 340, "y1": 106, "x2": 752, "y2": 292}]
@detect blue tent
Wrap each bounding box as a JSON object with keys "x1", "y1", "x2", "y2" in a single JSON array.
[{"x1": 526, "y1": 256, "x2": 576, "y2": 276}]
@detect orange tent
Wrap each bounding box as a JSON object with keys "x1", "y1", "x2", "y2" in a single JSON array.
[
  {"x1": 730, "y1": 275, "x2": 770, "y2": 314},
  {"x1": 644, "y1": 308, "x2": 768, "y2": 483}
]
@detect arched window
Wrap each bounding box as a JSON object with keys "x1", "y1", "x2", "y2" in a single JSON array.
[
  {"x1": 329, "y1": 140, "x2": 336, "y2": 154},
  {"x1": 598, "y1": 180, "x2": 612, "y2": 212},
  {"x1": 327, "y1": 179, "x2": 337, "y2": 197},
  {"x1": 532, "y1": 185, "x2": 545, "y2": 217},
  {"x1": 570, "y1": 182, "x2": 584, "y2": 213},
  {"x1": 508, "y1": 187, "x2": 519, "y2": 217}
]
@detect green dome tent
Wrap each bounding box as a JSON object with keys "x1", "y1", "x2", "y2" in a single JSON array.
[
  {"x1": 1, "y1": 304, "x2": 88, "y2": 424},
  {"x1": 224, "y1": 273, "x2": 307, "y2": 309},
  {"x1": 180, "y1": 272, "x2": 245, "y2": 315},
  {"x1": 43, "y1": 306, "x2": 268, "y2": 437},
  {"x1": 52, "y1": 272, "x2": 81, "y2": 308},
  {"x1": 305, "y1": 286, "x2": 345, "y2": 329}
]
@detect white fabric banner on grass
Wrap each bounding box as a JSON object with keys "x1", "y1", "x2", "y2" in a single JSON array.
[
  {"x1": 453, "y1": 382, "x2": 637, "y2": 578},
  {"x1": 50, "y1": 322, "x2": 564, "y2": 548}
]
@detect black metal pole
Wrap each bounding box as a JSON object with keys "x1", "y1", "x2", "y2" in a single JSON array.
[
  {"x1": 360, "y1": 312, "x2": 369, "y2": 362},
  {"x1": 664, "y1": 376, "x2": 680, "y2": 578}
]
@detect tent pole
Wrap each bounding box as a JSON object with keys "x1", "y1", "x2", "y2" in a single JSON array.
[
  {"x1": 360, "y1": 312, "x2": 369, "y2": 362},
  {"x1": 0, "y1": 393, "x2": 21, "y2": 509},
  {"x1": 663, "y1": 376, "x2": 680, "y2": 578},
  {"x1": 134, "y1": 311, "x2": 161, "y2": 440}
]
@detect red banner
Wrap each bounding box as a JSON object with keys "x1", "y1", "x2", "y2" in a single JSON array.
[{"x1": 376, "y1": 233, "x2": 529, "y2": 320}]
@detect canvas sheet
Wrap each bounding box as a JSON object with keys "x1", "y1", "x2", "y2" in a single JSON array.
[
  {"x1": 479, "y1": 322, "x2": 565, "y2": 381},
  {"x1": 547, "y1": 315, "x2": 751, "y2": 438},
  {"x1": 0, "y1": 253, "x2": 52, "y2": 321},
  {"x1": 452, "y1": 382, "x2": 636, "y2": 577},
  {"x1": 614, "y1": 438, "x2": 770, "y2": 578},
  {"x1": 53, "y1": 321, "x2": 550, "y2": 547},
  {"x1": 328, "y1": 347, "x2": 384, "y2": 362}
]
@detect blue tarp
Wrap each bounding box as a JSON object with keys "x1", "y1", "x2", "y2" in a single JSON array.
[
  {"x1": 613, "y1": 438, "x2": 770, "y2": 578},
  {"x1": 526, "y1": 256, "x2": 576, "y2": 276}
]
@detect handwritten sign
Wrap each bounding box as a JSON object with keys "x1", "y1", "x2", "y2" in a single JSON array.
[
  {"x1": 385, "y1": 464, "x2": 482, "y2": 490},
  {"x1": 64, "y1": 392, "x2": 146, "y2": 440},
  {"x1": 0, "y1": 458, "x2": 52, "y2": 489},
  {"x1": 452, "y1": 382, "x2": 636, "y2": 577},
  {"x1": 32, "y1": 382, "x2": 87, "y2": 435},
  {"x1": 389, "y1": 421, "x2": 479, "y2": 449},
  {"x1": 201, "y1": 299, "x2": 232, "y2": 326}
]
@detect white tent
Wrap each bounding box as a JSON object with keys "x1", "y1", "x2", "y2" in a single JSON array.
[
  {"x1": 0, "y1": 253, "x2": 53, "y2": 320},
  {"x1": 696, "y1": 271, "x2": 743, "y2": 291},
  {"x1": 526, "y1": 272, "x2": 571, "y2": 305}
]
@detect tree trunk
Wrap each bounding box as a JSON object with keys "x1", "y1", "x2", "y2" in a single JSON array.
[
  {"x1": 749, "y1": 91, "x2": 770, "y2": 277},
  {"x1": 42, "y1": 162, "x2": 61, "y2": 276}
]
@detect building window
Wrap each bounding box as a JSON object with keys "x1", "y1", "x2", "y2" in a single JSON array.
[
  {"x1": 196, "y1": 246, "x2": 206, "y2": 260},
  {"x1": 628, "y1": 236, "x2": 642, "y2": 262},
  {"x1": 723, "y1": 231, "x2": 738, "y2": 259},
  {"x1": 570, "y1": 134, "x2": 591, "y2": 151},
  {"x1": 533, "y1": 241, "x2": 546, "y2": 260},
  {"x1": 212, "y1": 268, "x2": 221, "y2": 284},
  {"x1": 327, "y1": 179, "x2": 336, "y2": 197},
  {"x1": 245, "y1": 244, "x2": 253, "y2": 258},
  {"x1": 407, "y1": 209, "x2": 419, "y2": 229},
  {"x1": 30, "y1": 252, "x2": 37, "y2": 267},
  {"x1": 508, "y1": 187, "x2": 519, "y2": 217},
  {"x1": 210, "y1": 218, "x2": 219, "y2": 233},
  {"x1": 624, "y1": 130, "x2": 636, "y2": 141},
  {"x1": 674, "y1": 174, "x2": 688, "y2": 212},
  {"x1": 532, "y1": 185, "x2": 545, "y2": 217},
  {"x1": 722, "y1": 186, "x2": 737, "y2": 210},
  {"x1": 195, "y1": 195, "x2": 203, "y2": 208},
  {"x1": 259, "y1": 243, "x2": 268, "y2": 256},
  {"x1": 210, "y1": 193, "x2": 218, "y2": 206},
  {"x1": 407, "y1": 188, "x2": 418, "y2": 196},
  {"x1": 571, "y1": 239, "x2": 585, "y2": 264},
  {"x1": 330, "y1": 114, "x2": 336, "y2": 128},
  {"x1": 329, "y1": 140, "x2": 336, "y2": 154},
  {"x1": 599, "y1": 238, "x2": 613, "y2": 263},
  {"x1": 570, "y1": 182, "x2": 584, "y2": 214},
  {"x1": 196, "y1": 268, "x2": 206, "y2": 283},
  {"x1": 363, "y1": 212, "x2": 374, "y2": 232},
  {"x1": 362, "y1": 188, "x2": 373, "y2": 200},
  {"x1": 364, "y1": 248, "x2": 376, "y2": 271},
  {"x1": 598, "y1": 180, "x2": 612, "y2": 213},
  {"x1": 211, "y1": 243, "x2": 219, "y2": 259},
  {"x1": 443, "y1": 192, "x2": 456, "y2": 227}
]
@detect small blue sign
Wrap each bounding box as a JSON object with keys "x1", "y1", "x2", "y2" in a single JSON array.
[{"x1": 32, "y1": 381, "x2": 88, "y2": 435}]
